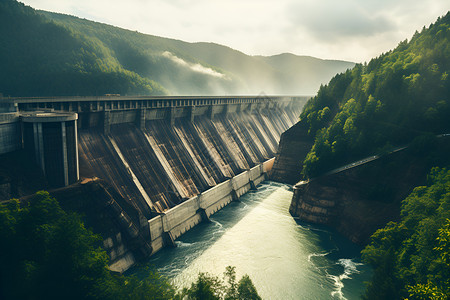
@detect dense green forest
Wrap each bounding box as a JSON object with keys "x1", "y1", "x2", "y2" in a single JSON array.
[
  {"x1": 361, "y1": 168, "x2": 450, "y2": 299},
  {"x1": 0, "y1": 191, "x2": 260, "y2": 299},
  {"x1": 0, "y1": 0, "x2": 353, "y2": 97},
  {"x1": 299, "y1": 12, "x2": 450, "y2": 178},
  {"x1": 0, "y1": 0, "x2": 165, "y2": 97}
]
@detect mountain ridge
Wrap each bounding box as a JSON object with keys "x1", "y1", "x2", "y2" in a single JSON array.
[{"x1": 0, "y1": 0, "x2": 355, "y2": 97}]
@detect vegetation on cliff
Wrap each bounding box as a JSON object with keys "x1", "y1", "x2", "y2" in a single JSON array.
[
  {"x1": 361, "y1": 168, "x2": 450, "y2": 299},
  {"x1": 299, "y1": 12, "x2": 450, "y2": 178},
  {"x1": 0, "y1": 191, "x2": 260, "y2": 300},
  {"x1": 0, "y1": 0, "x2": 353, "y2": 97}
]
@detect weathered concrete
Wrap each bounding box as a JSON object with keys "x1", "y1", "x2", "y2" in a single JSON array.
[
  {"x1": 0, "y1": 113, "x2": 21, "y2": 155},
  {"x1": 0, "y1": 95, "x2": 306, "y2": 272},
  {"x1": 21, "y1": 111, "x2": 79, "y2": 187},
  {"x1": 147, "y1": 160, "x2": 274, "y2": 256}
]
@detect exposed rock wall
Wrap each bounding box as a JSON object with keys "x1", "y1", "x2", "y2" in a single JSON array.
[
  {"x1": 290, "y1": 143, "x2": 450, "y2": 244},
  {"x1": 270, "y1": 120, "x2": 314, "y2": 184}
]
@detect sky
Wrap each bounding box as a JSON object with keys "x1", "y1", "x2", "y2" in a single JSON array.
[{"x1": 21, "y1": 0, "x2": 449, "y2": 62}]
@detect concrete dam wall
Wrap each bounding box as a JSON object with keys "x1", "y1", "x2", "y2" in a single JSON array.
[
  {"x1": 77, "y1": 107, "x2": 301, "y2": 272},
  {"x1": 78, "y1": 109, "x2": 299, "y2": 216},
  {"x1": 1, "y1": 95, "x2": 306, "y2": 272}
]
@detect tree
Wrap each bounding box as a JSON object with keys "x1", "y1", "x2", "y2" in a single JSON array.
[
  {"x1": 0, "y1": 191, "x2": 175, "y2": 300},
  {"x1": 180, "y1": 266, "x2": 261, "y2": 300},
  {"x1": 362, "y1": 168, "x2": 450, "y2": 299}
]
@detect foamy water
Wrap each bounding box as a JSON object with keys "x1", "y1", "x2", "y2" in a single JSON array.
[{"x1": 142, "y1": 181, "x2": 372, "y2": 299}]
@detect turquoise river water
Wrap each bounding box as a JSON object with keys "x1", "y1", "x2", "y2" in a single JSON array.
[{"x1": 144, "y1": 181, "x2": 372, "y2": 299}]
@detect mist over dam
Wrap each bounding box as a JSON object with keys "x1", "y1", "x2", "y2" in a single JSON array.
[{"x1": 1, "y1": 95, "x2": 306, "y2": 271}]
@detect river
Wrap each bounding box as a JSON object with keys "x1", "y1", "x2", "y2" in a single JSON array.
[{"x1": 144, "y1": 181, "x2": 372, "y2": 299}]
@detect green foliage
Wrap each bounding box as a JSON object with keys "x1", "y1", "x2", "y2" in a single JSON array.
[
  {"x1": 0, "y1": 0, "x2": 165, "y2": 96},
  {"x1": 180, "y1": 266, "x2": 261, "y2": 300},
  {"x1": 361, "y1": 168, "x2": 450, "y2": 299},
  {"x1": 301, "y1": 12, "x2": 450, "y2": 178},
  {"x1": 0, "y1": 191, "x2": 176, "y2": 300}
]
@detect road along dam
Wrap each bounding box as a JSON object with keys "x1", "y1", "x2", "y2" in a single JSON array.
[{"x1": 0, "y1": 95, "x2": 307, "y2": 272}]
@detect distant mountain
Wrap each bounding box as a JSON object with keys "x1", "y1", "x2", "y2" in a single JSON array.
[
  {"x1": 0, "y1": 0, "x2": 354, "y2": 97},
  {"x1": 256, "y1": 53, "x2": 356, "y2": 95}
]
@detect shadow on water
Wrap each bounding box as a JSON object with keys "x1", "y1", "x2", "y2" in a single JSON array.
[
  {"x1": 294, "y1": 220, "x2": 372, "y2": 299},
  {"x1": 294, "y1": 220, "x2": 364, "y2": 260}
]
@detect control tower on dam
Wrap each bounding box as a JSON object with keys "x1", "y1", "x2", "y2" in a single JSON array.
[{"x1": 0, "y1": 95, "x2": 308, "y2": 271}]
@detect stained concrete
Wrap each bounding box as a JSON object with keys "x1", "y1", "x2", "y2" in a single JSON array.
[{"x1": 147, "y1": 160, "x2": 274, "y2": 257}]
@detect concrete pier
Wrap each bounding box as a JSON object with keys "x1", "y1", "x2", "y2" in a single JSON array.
[{"x1": 21, "y1": 111, "x2": 79, "y2": 187}]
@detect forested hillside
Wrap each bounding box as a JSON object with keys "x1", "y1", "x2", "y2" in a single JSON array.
[
  {"x1": 298, "y1": 12, "x2": 450, "y2": 178},
  {"x1": 361, "y1": 167, "x2": 450, "y2": 299},
  {"x1": 0, "y1": 0, "x2": 354, "y2": 97},
  {"x1": 0, "y1": 0, "x2": 166, "y2": 96}
]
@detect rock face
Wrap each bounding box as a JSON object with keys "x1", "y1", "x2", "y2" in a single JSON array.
[
  {"x1": 289, "y1": 145, "x2": 448, "y2": 244},
  {"x1": 270, "y1": 121, "x2": 314, "y2": 184},
  {"x1": 272, "y1": 117, "x2": 450, "y2": 245}
]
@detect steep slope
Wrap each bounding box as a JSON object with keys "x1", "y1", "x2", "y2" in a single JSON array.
[
  {"x1": 273, "y1": 12, "x2": 450, "y2": 184},
  {"x1": 299, "y1": 12, "x2": 450, "y2": 179},
  {"x1": 0, "y1": 0, "x2": 354, "y2": 97},
  {"x1": 0, "y1": 0, "x2": 166, "y2": 97}
]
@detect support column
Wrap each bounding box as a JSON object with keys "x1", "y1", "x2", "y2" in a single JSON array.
[
  {"x1": 230, "y1": 179, "x2": 239, "y2": 202},
  {"x1": 249, "y1": 180, "x2": 257, "y2": 191},
  {"x1": 167, "y1": 107, "x2": 175, "y2": 126},
  {"x1": 189, "y1": 106, "x2": 196, "y2": 122},
  {"x1": 224, "y1": 104, "x2": 231, "y2": 116},
  {"x1": 196, "y1": 195, "x2": 211, "y2": 222},
  {"x1": 208, "y1": 106, "x2": 215, "y2": 119},
  {"x1": 231, "y1": 189, "x2": 239, "y2": 202},
  {"x1": 33, "y1": 123, "x2": 39, "y2": 165},
  {"x1": 139, "y1": 108, "x2": 146, "y2": 130},
  {"x1": 61, "y1": 122, "x2": 69, "y2": 186},
  {"x1": 37, "y1": 123, "x2": 45, "y2": 175},
  {"x1": 161, "y1": 214, "x2": 177, "y2": 247},
  {"x1": 103, "y1": 110, "x2": 111, "y2": 134},
  {"x1": 74, "y1": 119, "x2": 79, "y2": 181}
]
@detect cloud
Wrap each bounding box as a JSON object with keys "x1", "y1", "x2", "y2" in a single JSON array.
[
  {"x1": 284, "y1": 0, "x2": 449, "y2": 61},
  {"x1": 287, "y1": 0, "x2": 397, "y2": 41},
  {"x1": 161, "y1": 51, "x2": 227, "y2": 79}
]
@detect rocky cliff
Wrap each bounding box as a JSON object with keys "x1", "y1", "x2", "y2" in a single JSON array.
[
  {"x1": 270, "y1": 120, "x2": 314, "y2": 184},
  {"x1": 290, "y1": 138, "x2": 450, "y2": 244}
]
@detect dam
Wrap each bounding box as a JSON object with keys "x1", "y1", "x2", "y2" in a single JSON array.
[{"x1": 0, "y1": 95, "x2": 306, "y2": 272}]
